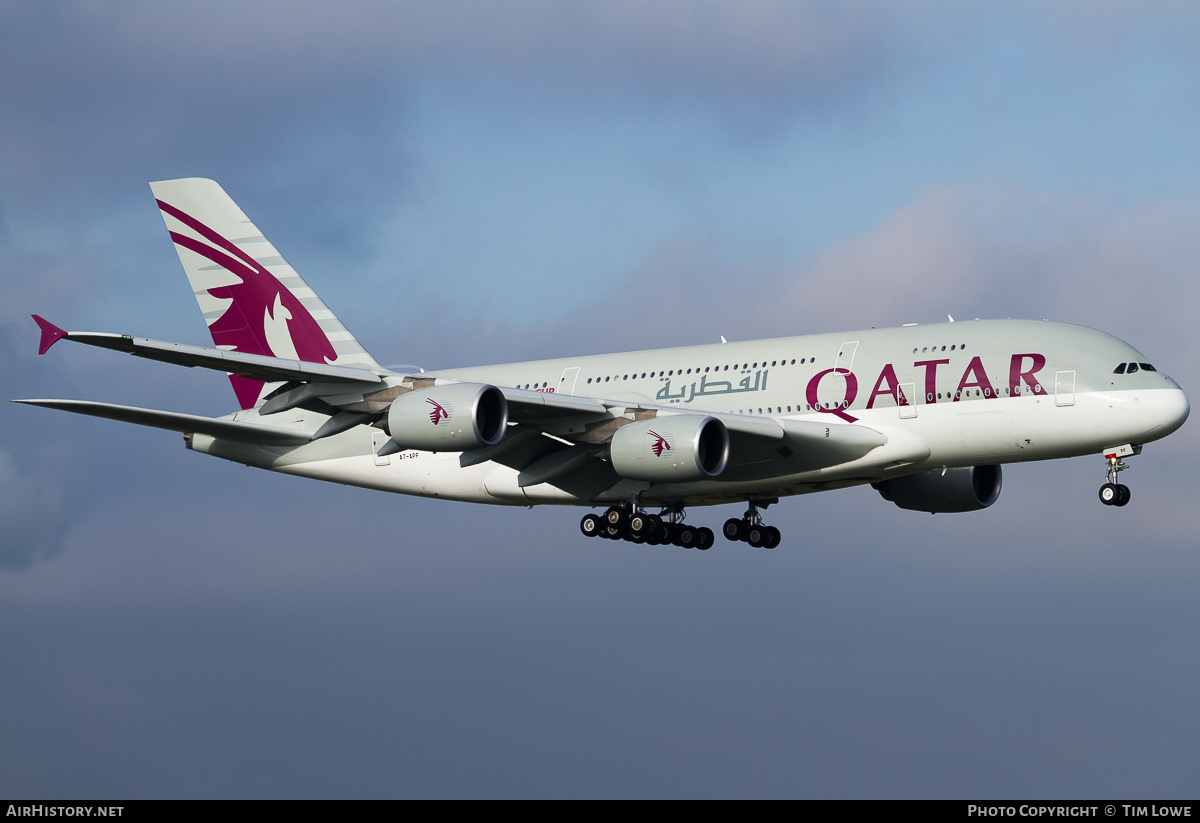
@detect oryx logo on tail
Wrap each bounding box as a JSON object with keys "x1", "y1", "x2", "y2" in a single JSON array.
[{"x1": 156, "y1": 199, "x2": 338, "y2": 409}]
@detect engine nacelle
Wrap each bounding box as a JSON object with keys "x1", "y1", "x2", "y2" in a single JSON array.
[
  {"x1": 609, "y1": 416, "x2": 729, "y2": 482},
  {"x1": 873, "y1": 465, "x2": 1002, "y2": 513},
  {"x1": 386, "y1": 383, "x2": 508, "y2": 452}
]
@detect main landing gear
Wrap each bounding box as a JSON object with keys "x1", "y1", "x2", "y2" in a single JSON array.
[
  {"x1": 580, "y1": 500, "x2": 786, "y2": 550},
  {"x1": 722, "y1": 502, "x2": 781, "y2": 549},
  {"x1": 579, "y1": 502, "x2": 715, "y2": 549},
  {"x1": 1098, "y1": 452, "x2": 1132, "y2": 507}
]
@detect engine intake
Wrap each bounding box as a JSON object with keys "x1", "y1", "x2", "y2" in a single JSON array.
[
  {"x1": 873, "y1": 465, "x2": 1002, "y2": 513},
  {"x1": 609, "y1": 416, "x2": 729, "y2": 482},
  {"x1": 386, "y1": 383, "x2": 508, "y2": 452}
]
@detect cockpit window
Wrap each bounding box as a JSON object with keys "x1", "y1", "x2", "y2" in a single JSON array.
[
  {"x1": 1140, "y1": 363, "x2": 1157, "y2": 372},
  {"x1": 1127, "y1": 363, "x2": 1139, "y2": 374},
  {"x1": 1113, "y1": 363, "x2": 1127, "y2": 374}
]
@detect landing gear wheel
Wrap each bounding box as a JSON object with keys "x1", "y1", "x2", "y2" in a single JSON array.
[
  {"x1": 696, "y1": 527, "x2": 714, "y2": 551},
  {"x1": 1099, "y1": 483, "x2": 1119, "y2": 506},
  {"x1": 629, "y1": 512, "x2": 659, "y2": 540},
  {"x1": 677, "y1": 525, "x2": 699, "y2": 549},
  {"x1": 747, "y1": 525, "x2": 767, "y2": 548},
  {"x1": 605, "y1": 506, "x2": 627, "y2": 527},
  {"x1": 580, "y1": 513, "x2": 602, "y2": 538},
  {"x1": 1115, "y1": 484, "x2": 1131, "y2": 507},
  {"x1": 723, "y1": 518, "x2": 745, "y2": 542},
  {"x1": 763, "y1": 526, "x2": 781, "y2": 549}
]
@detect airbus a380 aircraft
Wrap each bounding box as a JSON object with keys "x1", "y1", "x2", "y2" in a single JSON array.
[{"x1": 17, "y1": 179, "x2": 1190, "y2": 550}]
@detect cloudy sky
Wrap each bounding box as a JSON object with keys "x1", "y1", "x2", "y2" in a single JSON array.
[{"x1": 3, "y1": 0, "x2": 1199, "y2": 799}]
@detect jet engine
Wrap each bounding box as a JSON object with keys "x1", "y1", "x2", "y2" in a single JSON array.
[
  {"x1": 872, "y1": 465, "x2": 1002, "y2": 513},
  {"x1": 609, "y1": 415, "x2": 729, "y2": 482},
  {"x1": 386, "y1": 383, "x2": 508, "y2": 452}
]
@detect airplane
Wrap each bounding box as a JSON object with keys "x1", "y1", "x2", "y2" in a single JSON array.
[{"x1": 15, "y1": 178, "x2": 1190, "y2": 550}]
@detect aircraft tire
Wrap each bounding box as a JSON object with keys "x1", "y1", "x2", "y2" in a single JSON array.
[
  {"x1": 1099, "y1": 483, "x2": 1119, "y2": 506},
  {"x1": 697, "y1": 527, "x2": 714, "y2": 550},
  {"x1": 677, "y1": 525, "x2": 698, "y2": 549},
  {"x1": 763, "y1": 526, "x2": 781, "y2": 549},
  {"x1": 629, "y1": 513, "x2": 654, "y2": 538},
  {"x1": 605, "y1": 506, "x2": 626, "y2": 527},
  {"x1": 747, "y1": 525, "x2": 766, "y2": 548},
  {"x1": 1115, "y1": 484, "x2": 1131, "y2": 507},
  {"x1": 580, "y1": 513, "x2": 602, "y2": 538},
  {"x1": 723, "y1": 518, "x2": 745, "y2": 542}
]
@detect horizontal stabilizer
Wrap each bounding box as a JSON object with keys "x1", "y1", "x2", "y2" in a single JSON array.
[
  {"x1": 28, "y1": 317, "x2": 386, "y2": 386},
  {"x1": 12, "y1": 399, "x2": 313, "y2": 445}
]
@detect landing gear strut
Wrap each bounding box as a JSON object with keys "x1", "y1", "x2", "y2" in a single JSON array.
[{"x1": 722, "y1": 502, "x2": 781, "y2": 549}]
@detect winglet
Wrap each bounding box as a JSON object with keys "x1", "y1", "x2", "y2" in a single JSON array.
[{"x1": 32, "y1": 315, "x2": 68, "y2": 355}]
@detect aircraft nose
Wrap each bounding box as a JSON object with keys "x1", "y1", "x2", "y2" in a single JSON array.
[{"x1": 1160, "y1": 386, "x2": 1190, "y2": 435}]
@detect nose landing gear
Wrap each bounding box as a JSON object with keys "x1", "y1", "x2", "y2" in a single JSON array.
[{"x1": 1098, "y1": 446, "x2": 1139, "y2": 507}]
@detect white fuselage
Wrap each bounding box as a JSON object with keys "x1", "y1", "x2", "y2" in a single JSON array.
[{"x1": 192, "y1": 319, "x2": 1189, "y2": 508}]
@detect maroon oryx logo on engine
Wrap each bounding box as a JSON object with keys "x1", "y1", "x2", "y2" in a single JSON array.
[
  {"x1": 648, "y1": 430, "x2": 672, "y2": 457},
  {"x1": 426, "y1": 398, "x2": 449, "y2": 425}
]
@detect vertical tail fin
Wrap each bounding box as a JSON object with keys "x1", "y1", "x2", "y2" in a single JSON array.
[{"x1": 150, "y1": 178, "x2": 382, "y2": 409}]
